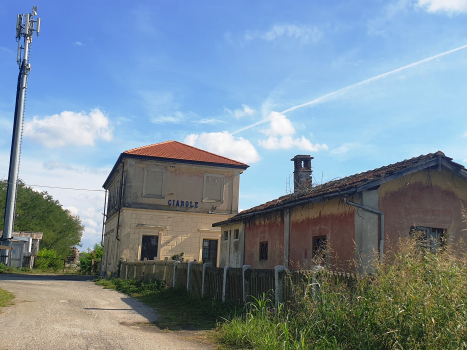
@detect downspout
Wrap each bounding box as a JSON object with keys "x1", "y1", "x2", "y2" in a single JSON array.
[
  {"x1": 344, "y1": 197, "x2": 384, "y2": 264},
  {"x1": 101, "y1": 189, "x2": 107, "y2": 246}
]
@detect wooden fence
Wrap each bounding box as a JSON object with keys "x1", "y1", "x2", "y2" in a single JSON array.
[{"x1": 117, "y1": 259, "x2": 358, "y2": 306}]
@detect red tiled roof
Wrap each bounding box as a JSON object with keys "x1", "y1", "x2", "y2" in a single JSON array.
[
  {"x1": 123, "y1": 140, "x2": 249, "y2": 168},
  {"x1": 216, "y1": 151, "x2": 464, "y2": 224}
]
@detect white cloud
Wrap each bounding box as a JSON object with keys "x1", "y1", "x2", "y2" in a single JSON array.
[
  {"x1": 24, "y1": 109, "x2": 113, "y2": 148},
  {"x1": 418, "y1": 0, "x2": 467, "y2": 13},
  {"x1": 151, "y1": 111, "x2": 185, "y2": 124},
  {"x1": 258, "y1": 111, "x2": 328, "y2": 152},
  {"x1": 225, "y1": 104, "x2": 256, "y2": 119},
  {"x1": 73, "y1": 41, "x2": 83, "y2": 46},
  {"x1": 192, "y1": 118, "x2": 225, "y2": 124},
  {"x1": 184, "y1": 131, "x2": 260, "y2": 164},
  {"x1": 245, "y1": 24, "x2": 322, "y2": 44}
]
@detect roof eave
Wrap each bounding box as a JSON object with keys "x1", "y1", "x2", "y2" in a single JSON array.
[{"x1": 103, "y1": 152, "x2": 249, "y2": 189}]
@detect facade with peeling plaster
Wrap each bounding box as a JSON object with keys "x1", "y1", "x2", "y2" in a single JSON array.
[
  {"x1": 101, "y1": 141, "x2": 248, "y2": 276},
  {"x1": 215, "y1": 152, "x2": 467, "y2": 273}
]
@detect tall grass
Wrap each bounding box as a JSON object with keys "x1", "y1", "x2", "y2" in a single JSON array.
[{"x1": 217, "y1": 236, "x2": 467, "y2": 349}]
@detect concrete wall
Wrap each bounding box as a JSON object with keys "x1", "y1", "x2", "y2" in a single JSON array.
[
  {"x1": 289, "y1": 198, "x2": 355, "y2": 271},
  {"x1": 379, "y1": 168, "x2": 467, "y2": 249},
  {"x1": 102, "y1": 156, "x2": 244, "y2": 275},
  {"x1": 352, "y1": 190, "x2": 380, "y2": 274},
  {"x1": 121, "y1": 157, "x2": 241, "y2": 215},
  {"x1": 243, "y1": 212, "x2": 285, "y2": 269},
  {"x1": 219, "y1": 223, "x2": 245, "y2": 268},
  {"x1": 102, "y1": 208, "x2": 227, "y2": 274}
]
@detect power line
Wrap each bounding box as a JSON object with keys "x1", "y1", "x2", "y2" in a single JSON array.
[
  {"x1": 28, "y1": 184, "x2": 105, "y2": 192},
  {"x1": 4, "y1": 182, "x2": 105, "y2": 192}
]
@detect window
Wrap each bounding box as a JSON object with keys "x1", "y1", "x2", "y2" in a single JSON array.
[
  {"x1": 234, "y1": 229, "x2": 239, "y2": 240},
  {"x1": 141, "y1": 235, "x2": 159, "y2": 261},
  {"x1": 203, "y1": 174, "x2": 224, "y2": 202},
  {"x1": 143, "y1": 168, "x2": 165, "y2": 198},
  {"x1": 202, "y1": 239, "x2": 218, "y2": 267},
  {"x1": 313, "y1": 236, "x2": 327, "y2": 264},
  {"x1": 259, "y1": 241, "x2": 268, "y2": 261},
  {"x1": 409, "y1": 226, "x2": 445, "y2": 252},
  {"x1": 223, "y1": 231, "x2": 229, "y2": 241}
]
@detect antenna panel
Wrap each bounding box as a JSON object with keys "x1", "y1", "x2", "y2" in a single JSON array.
[
  {"x1": 15, "y1": 15, "x2": 22, "y2": 39},
  {"x1": 32, "y1": 6, "x2": 37, "y2": 16},
  {"x1": 36, "y1": 18, "x2": 41, "y2": 36},
  {"x1": 24, "y1": 13, "x2": 30, "y2": 35}
]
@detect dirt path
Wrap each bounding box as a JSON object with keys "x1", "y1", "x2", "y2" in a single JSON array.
[{"x1": 0, "y1": 274, "x2": 214, "y2": 350}]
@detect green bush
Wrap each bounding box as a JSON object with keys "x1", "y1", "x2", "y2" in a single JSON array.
[
  {"x1": 35, "y1": 248, "x2": 64, "y2": 271},
  {"x1": 217, "y1": 237, "x2": 467, "y2": 349},
  {"x1": 79, "y1": 244, "x2": 103, "y2": 275}
]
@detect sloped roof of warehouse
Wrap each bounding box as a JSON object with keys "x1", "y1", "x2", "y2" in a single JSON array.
[
  {"x1": 213, "y1": 151, "x2": 467, "y2": 226},
  {"x1": 104, "y1": 140, "x2": 248, "y2": 188}
]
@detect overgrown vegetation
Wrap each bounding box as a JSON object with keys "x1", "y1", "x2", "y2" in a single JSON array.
[
  {"x1": 0, "y1": 286, "x2": 14, "y2": 312},
  {"x1": 0, "y1": 179, "x2": 83, "y2": 258},
  {"x1": 216, "y1": 236, "x2": 467, "y2": 349},
  {"x1": 79, "y1": 243, "x2": 103, "y2": 274},
  {"x1": 96, "y1": 278, "x2": 242, "y2": 330}
]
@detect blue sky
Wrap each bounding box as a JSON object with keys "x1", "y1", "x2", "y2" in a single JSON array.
[{"x1": 1, "y1": 0, "x2": 467, "y2": 250}]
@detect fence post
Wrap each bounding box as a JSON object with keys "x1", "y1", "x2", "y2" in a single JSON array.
[
  {"x1": 173, "y1": 261, "x2": 180, "y2": 288},
  {"x1": 222, "y1": 266, "x2": 231, "y2": 302},
  {"x1": 187, "y1": 261, "x2": 195, "y2": 292},
  {"x1": 163, "y1": 257, "x2": 168, "y2": 281},
  {"x1": 201, "y1": 263, "x2": 209, "y2": 297},
  {"x1": 312, "y1": 265, "x2": 324, "y2": 301},
  {"x1": 242, "y1": 265, "x2": 251, "y2": 303},
  {"x1": 275, "y1": 265, "x2": 286, "y2": 307}
]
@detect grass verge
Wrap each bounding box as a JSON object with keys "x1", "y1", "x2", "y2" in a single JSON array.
[
  {"x1": 95, "y1": 278, "x2": 243, "y2": 331},
  {"x1": 0, "y1": 287, "x2": 14, "y2": 312}
]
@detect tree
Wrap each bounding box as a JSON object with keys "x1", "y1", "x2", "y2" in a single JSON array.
[{"x1": 0, "y1": 180, "x2": 83, "y2": 257}]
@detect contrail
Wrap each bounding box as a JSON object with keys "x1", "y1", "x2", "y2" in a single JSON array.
[{"x1": 233, "y1": 43, "x2": 467, "y2": 134}]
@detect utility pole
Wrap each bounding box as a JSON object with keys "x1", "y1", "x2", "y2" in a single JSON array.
[{"x1": 1, "y1": 7, "x2": 40, "y2": 264}]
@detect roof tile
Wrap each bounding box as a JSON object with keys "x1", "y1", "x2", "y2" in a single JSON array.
[{"x1": 124, "y1": 140, "x2": 249, "y2": 168}]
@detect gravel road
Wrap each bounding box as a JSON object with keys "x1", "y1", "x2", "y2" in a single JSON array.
[{"x1": 0, "y1": 274, "x2": 214, "y2": 350}]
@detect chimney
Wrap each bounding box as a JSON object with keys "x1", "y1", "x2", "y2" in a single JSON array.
[{"x1": 291, "y1": 155, "x2": 313, "y2": 192}]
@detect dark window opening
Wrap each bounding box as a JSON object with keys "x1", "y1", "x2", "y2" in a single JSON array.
[
  {"x1": 313, "y1": 236, "x2": 327, "y2": 264},
  {"x1": 409, "y1": 226, "x2": 445, "y2": 252},
  {"x1": 141, "y1": 235, "x2": 158, "y2": 261},
  {"x1": 259, "y1": 241, "x2": 268, "y2": 261},
  {"x1": 234, "y1": 229, "x2": 239, "y2": 240},
  {"x1": 202, "y1": 239, "x2": 218, "y2": 267},
  {"x1": 223, "y1": 231, "x2": 229, "y2": 241}
]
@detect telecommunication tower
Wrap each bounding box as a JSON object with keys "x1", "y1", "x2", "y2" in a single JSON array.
[{"x1": 1, "y1": 7, "x2": 41, "y2": 264}]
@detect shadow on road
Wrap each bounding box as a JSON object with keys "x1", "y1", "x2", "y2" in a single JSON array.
[{"x1": 0, "y1": 273, "x2": 95, "y2": 281}]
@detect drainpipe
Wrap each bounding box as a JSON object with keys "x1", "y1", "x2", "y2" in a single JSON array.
[
  {"x1": 344, "y1": 197, "x2": 384, "y2": 264},
  {"x1": 101, "y1": 189, "x2": 107, "y2": 246}
]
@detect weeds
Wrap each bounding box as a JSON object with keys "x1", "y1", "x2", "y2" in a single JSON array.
[
  {"x1": 0, "y1": 287, "x2": 14, "y2": 312},
  {"x1": 216, "y1": 236, "x2": 467, "y2": 349}
]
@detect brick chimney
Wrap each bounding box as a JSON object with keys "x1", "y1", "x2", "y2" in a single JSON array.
[{"x1": 291, "y1": 155, "x2": 313, "y2": 192}]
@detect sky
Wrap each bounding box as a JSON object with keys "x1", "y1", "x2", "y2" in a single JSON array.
[{"x1": 1, "y1": 0, "x2": 467, "y2": 250}]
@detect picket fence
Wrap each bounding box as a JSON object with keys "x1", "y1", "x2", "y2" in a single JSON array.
[{"x1": 118, "y1": 259, "x2": 357, "y2": 305}]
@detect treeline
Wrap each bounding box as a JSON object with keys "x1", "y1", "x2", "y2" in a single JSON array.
[{"x1": 0, "y1": 180, "x2": 83, "y2": 258}]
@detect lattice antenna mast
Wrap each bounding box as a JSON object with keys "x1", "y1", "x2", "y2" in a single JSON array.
[{"x1": 1, "y1": 7, "x2": 41, "y2": 258}]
